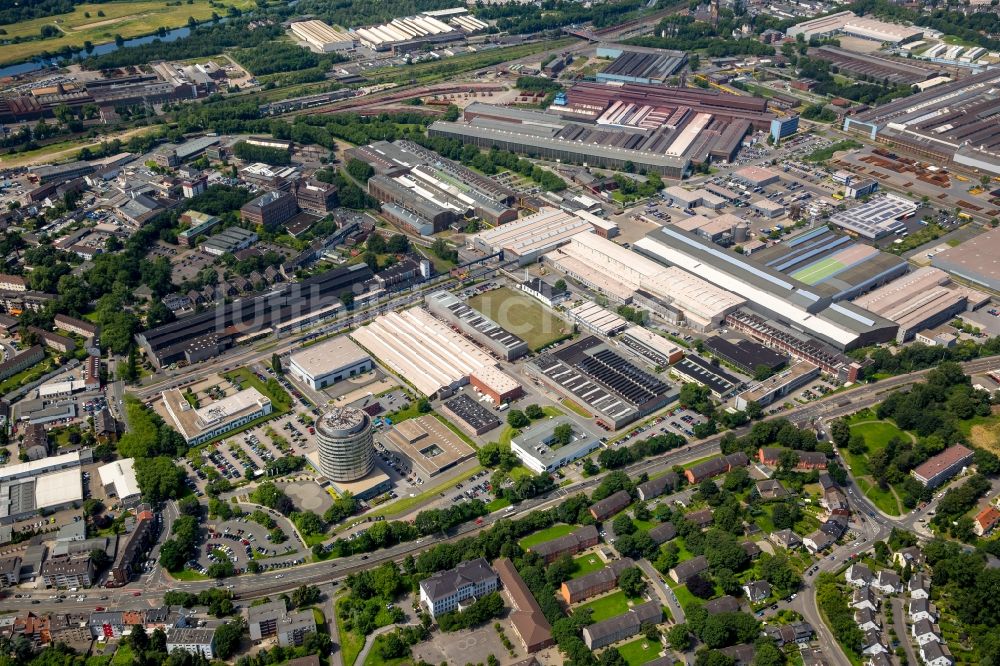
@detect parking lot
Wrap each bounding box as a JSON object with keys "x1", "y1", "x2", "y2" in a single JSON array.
[{"x1": 189, "y1": 515, "x2": 304, "y2": 576}]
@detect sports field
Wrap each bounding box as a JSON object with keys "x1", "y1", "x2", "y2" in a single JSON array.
[
  {"x1": 791, "y1": 257, "x2": 844, "y2": 285},
  {"x1": 467, "y1": 287, "x2": 570, "y2": 351},
  {"x1": 0, "y1": 0, "x2": 254, "y2": 65}
]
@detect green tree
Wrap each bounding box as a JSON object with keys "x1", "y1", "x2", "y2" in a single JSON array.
[
  {"x1": 507, "y1": 410, "x2": 529, "y2": 429},
  {"x1": 272, "y1": 353, "x2": 283, "y2": 376},
  {"x1": 619, "y1": 567, "x2": 646, "y2": 597}
]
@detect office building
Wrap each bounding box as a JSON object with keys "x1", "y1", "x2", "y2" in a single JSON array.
[
  {"x1": 494, "y1": 558, "x2": 554, "y2": 653},
  {"x1": 162, "y1": 387, "x2": 272, "y2": 446},
  {"x1": 419, "y1": 557, "x2": 498, "y2": 617},
  {"x1": 511, "y1": 417, "x2": 601, "y2": 474},
  {"x1": 734, "y1": 361, "x2": 821, "y2": 409},
  {"x1": 315, "y1": 407, "x2": 374, "y2": 483},
  {"x1": 289, "y1": 336, "x2": 372, "y2": 390},
  {"x1": 294, "y1": 179, "x2": 339, "y2": 214},
  {"x1": 384, "y1": 415, "x2": 474, "y2": 479},
  {"x1": 241, "y1": 191, "x2": 298, "y2": 230},
  {"x1": 177, "y1": 211, "x2": 221, "y2": 246},
  {"x1": 770, "y1": 116, "x2": 799, "y2": 143},
  {"x1": 911, "y1": 444, "x2": 974, "y2": 488}
]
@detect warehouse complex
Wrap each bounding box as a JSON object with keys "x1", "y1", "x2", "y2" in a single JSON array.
[
  {"x1": 528, "y1": 336, "x2": 677, "y2": 430},
  {"x1": 751, "y1": 225, "x2": 908, "y2": 299},
  {"x1": 634, "y1": 227, "x2": 898, "y2": 350},
  {"x1": 424, "y1": 291, "x2": 530, "y2": 361},
  {"x1": 786, "y1": 11, "x2": 924, "y2": 44},
  {"x1": 289, "y1": 20, "x2": 356, "y2": 52},
  {"x1": 807, "y1": 46, "x2": 939, "y2": 86},
  {"x1": 544, "y1": 232, "x2": 745, "y2": 329},
  {"x1": 827, "y1": 194, "x2": 918, "y2": 240},
  {"x1": 348, "y1": 140, "x2": 517, "y2": 233},
  {"x1": 429, "y1": 84, "x2": 776, "y2": 177},
  {"x1": 844, "y1": 69, "x2": 1000, "y2": 175},
  {"x1": 931, "y1": 226, "x2": 1000, "y2": 292},
  {"x1": 594, "y1": 44, "x2": 688, "y2": 85},
  {"x1": 468, "y1": 208, "x2": 593, "y2": 264},
  {"x1": 349, "y1": 308, "x2": 495, "y2": 397},
  {"x1": 852, "y1": 267, "x2": 987, "y2": 342},
  {"x1": 289, "y1": 336, "x2": 373, "y2": 390},
  {"x1": 354, "y1": 8, "x2": 486, "y2": 53}
]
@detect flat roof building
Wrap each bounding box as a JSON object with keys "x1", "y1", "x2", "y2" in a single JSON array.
[
  {"x1": 469, "y1": 208, "x2": 592, "y2": 264},
  {"x1": 672, "y1": 354, "x2": 742, "y2": 399},
  {"x1": 383, "y1": 415, "x2": 475, "y2": 478},
  {"x1": 704, "y1": 336, "x2": 786, "y2": 375},
  {"x1": 566, "y1": 302, "x2": 629, "y2": 337},
  {"x1": 289, "y1": 336, "x2": 373, "y2": 390},
  {"x1": 162, "y1": 386, "x2": 272, "y2": 446},
  {"x1": 932, "y1": 227, "x2": 1000, "y2": 292},
  {"x1": 425, "y1": 291, "x2": 530, "y2": 361},
  {"x1": 0, "y1": 467, "x2": 83, "y2": 524},
  {"x1": 828, "y1": 194, "x2": 917, "y2": 240},
  {"x1": 852, "y1": 267, "x2": 969, "y2": 342},
  {"x1": 511, "y1": 417, "x2": 602, "y2": 474},
  {"x1": 911, "y1": 444, "x2": 973, "y2": 488},
  {"x1": 97, "y1": 458, "x2": 141, "y2": 506},
  {"x1": 470, "y1": 366, "x2": 523, "y2": 406},
  {"x1": 734, "y1": 361, "x2": 821, "y2": 410},
  {"x1": 440, "y1": 393, "x2": 501, "y2": 436},
  {"x1": 618, "y1": 326, "x2": 685, "y2": 366}
]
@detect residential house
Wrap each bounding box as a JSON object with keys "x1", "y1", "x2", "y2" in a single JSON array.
[
  {"x1": 845, "y1": 563, "x2": 873, "y2": 588},
  {"x1": 851, "y1": 586, "x2": 878, "y2": 612},
  {"x1": 167, "y1": 627, "x2": 217, "y2": 659},
  {"x1": 769, "y1": 529, "x2": 802, "y2": 550},
  {"x1": 872, "y1": 570, "x2": 901, "y2": 594},
  {"x1": 912, "y1": 618, "x2": 941, "y2": 646},
  {"x1": 704, "y1": 596, "x2": 740, "y2": 614},
  {"x1": 0, "y1": 556, "x2": 20, "y2": 586},
  {"x1": 854, "y1": 607, "x2": 879, "y2": 632},
  {"x1": 246, "y1": 600, "x2": 316, "y2": 646},
  {"x1": 758, "y1": 447, "x2": 827, "y2": 470},
  {"x1": 920, "y1": 640, "x2": 954, "y2": 666},
  {"x1": 581, "y1": 601, "x2": 661, "y2": 650},
  {"x1": 974, "y1": 505, "x2": 1000, "y2": 536},
  {"x1": 560, "y1": 558, "x2": 634, "y2": 604},
  {"x1": 743, "y1": 580, "x2": 772, "y2": 603},
  {"x1": 719, "y1": 644, "x2": 756, "y2": 665},
  {"x1": 908, "y1": 573, "x2": 930, "y2": 600},
  {"x1": 866, "y1": 654, "x2": 891, "y2": 666},
  {"x1": 803, "y1": 530, "x2": 836, "y2": 554},
  {"x1": 647, "y1": 522, "x2": 676, "y2": 545},
  {"x1": 636, "y1": 473, "x2": 679, "y2": 501},
  {"x1": 589, "y1": 490, "x2": 632, "y2": 521},
  {"x1": 41, "y1": 557, "x2": 94, "y2": 588},
  {"x1": 419, "y1": 557, "x2": 498, "y2": 617},
  {"x1": 685, "y1": 452, "x2": 749, "y2": 484},
  {"x1": 822, "y1": 487, "x2": 849, "y2": 515},
  {"x1": 764, "y1": 622, "x2": 813, "y2": 647},
  {"x1": 669, "y1": 555, "x2": 708, "y2": 584},
  {"x1": 741, "y1": 541, "x2": 761, "y2": 560},
  {"x1": 686, "y1": 508, "x2": 714, "y2": 529},
  {"x1": 861, "y1": 628, "x2": 888, "y2": 656},
  {"x1": 894, "y1": 546, "x2": 925, "y2": 569},
  {"x1": 755, "y1": 479, "x2": 788, "y2": 501},
  {"x1": 909, "y1": 598, "x2": 935, "y2": 623},
  {"x1": 527, "y1": 525, "x2": 599, "y2": 564}
]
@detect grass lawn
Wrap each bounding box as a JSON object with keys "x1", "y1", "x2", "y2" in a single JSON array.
[
  {"x1": 486, "y1": 497, "x2": 511, "y2": 512},
  {"x1": 616, "y1": 636, "x2": 663, "y2": 666},
  {"x1": 336, "y1": 595, "x2": 365, "y2": 666},
  {"x1": 363, "y1": 637, "x2": 411, "y2": 666},
  {"x1": 542, "y1": 405, "x2": 564, "y2": 417},
  {"x1": 850, "y1": 420, "x2": 912, "y2": 450},
  {"x1": 170, "y1": 568, "x2": 210, "y2": 581},
  {"x1": 519, "y1": 523, "x2": 578, "y2": 549},
  {"x1": 467, "y1": 287, "x2": 571, "y2": 351},
  {"x1": 846, "y1": 418, "x2": 910, "y2": 516},
  {"x1": 560, "y1": 397, "x2": 592, "y2": 418},
  {"x1": 508, "y1": 465, "x2": 535, "y2": 481},
  {"x1": 669, "y1": 582, "x2": 698, "y2": 610},
  {"x1": 415, "y1": 245, "x2": 456, "y2": 274},
  {"x1": 0, "y1": 0, "x2": 255, "y2": 65},
  {"x1": 0, "y1": 354, "x2": 56, "y2": 394},
  {"x1": 856, "y1": 478, "x2": 902, "y2": 516},
  {"x1": 571, "y1": 553, "x2": 606, "y2": 579},
  {"x1": 575, "y1": 590, "x2": 632, "y2": 622},
  {"x1": 224, "y1": 368, "x2": 292, "y2": 412},
  {"x1": 111, "y1": 645, "x2": 135, "y2": 666},
  {"x1": 959, "y1": 409, "x2": 1000, "y2": 454}
]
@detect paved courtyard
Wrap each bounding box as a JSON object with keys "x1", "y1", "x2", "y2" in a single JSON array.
[{"x1": 284, "y1": 480, "x2": 333, "y2": 514}]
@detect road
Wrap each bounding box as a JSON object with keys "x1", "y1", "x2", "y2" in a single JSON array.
[{"x1": 638, "y1": 558, "x2": 685, "y2": 624}]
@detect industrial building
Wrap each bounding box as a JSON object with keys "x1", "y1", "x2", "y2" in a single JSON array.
[
  {"x1": 786, "y1": 11, "x2": 924, "y2": 44},
  {"x1": 469, "y1": 366, "x2": 523, "y2": 406},
  {"x1": 315, "y1": 407, "x2": 375, "y2": 483},
  {"x1": 751, "y1": 225, "x2": 908, "y2": 300},
  {"x1": 137, "y1": 264, "x2": 374, "y2": 368},
  {"x1": 671, "y1": 213, "x2": 750, "y2": 247},
  {"x1": 383, "y1": 415, "x2": 475, "y2": 478},
  {"x1": 0, "y1": 467, "x2": 83, "y2": 524},
  {"x1": 617, "y1": 326, "x2": 685, "y2": 366},
  {"x1": 594, "y1": 44, "x2": 688, "y2": 85},
  {"x1": 349, "y1": 140, "x2": 516, "y2": 229},
  {"x1": 911, "y1": 444, "x2": 974, "y2": 488},
  {"x1": 808, "y1": 46, "x2": 938, "y2": 86},
  {"x1": 289, "y1": 20, "x2": 356, "y2": 51},
  {"x1": 440, "y1": 393, "x2": 501, "y2": 436},
  {"x1": 241, "y1": 191, "x2": 298, "y2": 230},
  {"x1": 843, "y1": 69, "x2": 1000, "y2": 175},
  {"x1": 424, "y1": 291, "x2": 530, "y2": 361},
  {"x1": 703, "y1": 336, "x2": 787, "y2": 375},
  {"x1": 510, "y1": 417, "x2": 602, "y2": 473},
  {"x1": 162, "y1": 387, "x2": 272, "y2": 446},
  {"x1": 852, "y1": 267, "x2": 979, "y2": 342},
  {"x1": 349, "y1": 307, "x2": 495, "y2": 397},
  {"x1": 289, "y1": 336, "x2": 373, "y2": 390},
  {"x1": 200, "y1": 226, "x2": 258, "y2": 257},
  {"x1": 544, "y1": 232, "x2": 745, "y2": 329},
  {"x1": 566, "y1": 303, "x2": 629, "y2": 337},
  {"x1": 734, "y1": 361, "x2": 821, "y2": 409},
  {"x1": 469, "y1": 208, "x2": 593, "y2": 264},
  {"x1": 827, "y1": 194, "x2": 918, "y2": 240},
  {"x1": 634, "y1": 227, "x2": 898, "y2": 350},
  {"x1": 97, "y1": 459, "x2": 141, "y2": 506},
  {"x1": 528, "y1": 336, "x2": 676, "y2": 430},
  {"x1": 671, "y1": 354, "x2": 742, "y2": 399},
  {"x1": 354, "y1": 9, "x2": 486, "y2": 53},
  {"x1": 931, "y1": 226, "x2": 1000, "y2": 292}
]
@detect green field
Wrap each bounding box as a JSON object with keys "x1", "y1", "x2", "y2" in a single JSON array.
[
  {"x1": 616, "y1": 637, "x2": 664, "y2": 666},
  {"x1": 575, "y1": 590, "x2": 632, "y2": 622},
  {"x1": 467, "y1": 287, "x2": 571, "y2": 351},
  {"x1": 571, "y1": 553, "x2": 606, "y2": 579},
  {"x1": 792, "y1": 257, "x2": 844, "y2": 285},
  {"x1": 0, "y1": 0, "x2": 255, "y2": 65},
  {"x1": 518, "y1": 523, "x2": 578, "y2": 549},
  {"x1": 846, "y1": 418, "x2": 912, "y2": 516}
]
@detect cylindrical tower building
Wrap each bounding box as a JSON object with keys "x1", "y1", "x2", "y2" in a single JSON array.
[{"x1": 316, "y1": 407, "x2": 374, "y2": 482}]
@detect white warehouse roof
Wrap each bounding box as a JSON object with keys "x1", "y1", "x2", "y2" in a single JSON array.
[{"x1": 97, "y1": 458, "x2": 141, "y2": 501}]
